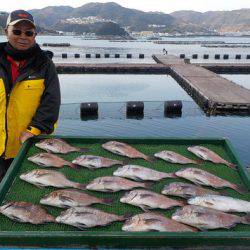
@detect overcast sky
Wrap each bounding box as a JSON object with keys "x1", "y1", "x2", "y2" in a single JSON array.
[{"x1": 1, "y1": 0, "x2": 250, "y2": 13}]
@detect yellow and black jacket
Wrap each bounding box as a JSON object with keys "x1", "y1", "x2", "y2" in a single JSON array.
[{"x1": 0, "y1": 42, "x2": 61, "y2": 159}]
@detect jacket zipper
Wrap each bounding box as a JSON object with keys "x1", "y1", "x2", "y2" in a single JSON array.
[{"x1": 3, "y1": 91, "x2": 10, "y2": 159}]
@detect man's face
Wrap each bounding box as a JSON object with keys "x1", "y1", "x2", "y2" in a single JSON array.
[{"x1": 5, "y1": 21, "x2": 36, "y2": 51}]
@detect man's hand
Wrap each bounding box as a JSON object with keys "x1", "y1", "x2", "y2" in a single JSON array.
[{"x1": 20, "y1": 131, "x2": 34, "y2": 144}]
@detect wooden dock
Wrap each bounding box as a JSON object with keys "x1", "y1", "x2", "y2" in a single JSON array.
[{"x1": 152, "y1": 54, "x2": 250, "y2": 114}]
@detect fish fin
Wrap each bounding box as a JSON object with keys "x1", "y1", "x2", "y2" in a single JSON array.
[
  {"x1": 139, "y1": 193, "x2": 154, "y2": 199},
  {"x1": 242, "y1": 214, "x2": 250, "y2": 224},
  {"x1": 11, "y1": 215, "x2": 25, "y2": 223},
  {"x1": 122, "y1": 212, "x2": 133, "y2": 220},
  {"x1": 226, "y1": 162, "x2": 237, "y2": 170},
  {"x1": 102, "y1": 198, "x2": 114, "y2": 205},
  {"x1": 132, "y1": 176, "x2": 144, "y2": 182},
  {"x1": 140, "y1": 205, "x2": 151, "y2": 212},
  {"x1": 204, "y1": 201, "x2": 214, "y2": 206},
  {"x1": 143, "y1": 182, "x2": 154, "y2": 190},
  {"x1": 74, "y1": 183, "x2": 86, "y2": 190},
  {"x1": 34, "y1": 183, "x2": 46, "y2": 189},
  {"x1": 198, "y1": 227, "x2": 208, "y2": 232},
  {"x1": 59, "y1": 195, "x2": 74, "y2": 203},
  {"x1": 195, "y1": 159, "x2": 204, "y2": 165},
  {"x1": 68, "y1": 163, "x2": 81, "y2": 171},
  {"x1": 231, "y1": 184, "x2": 247, "y2": 194},
  {"x1": 144, "y1": 218, "x2": 161, "y2": 225},
  {"x1": 104, "y1": 189, "x2": 116, "y2": 193},
  {"x1": 149, "y1": 229, "x2": 160, "y2": 232},
  {"x1": 79, "y1": 147, "x2": 89, "y2": 153},
  {"x1": 75, "y1": 222, "x2": 88, "y2": 230}
]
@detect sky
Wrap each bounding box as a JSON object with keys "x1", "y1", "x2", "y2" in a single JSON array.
[{"x1": 1, "y1": 0, "x2": 250, "y2": 13}]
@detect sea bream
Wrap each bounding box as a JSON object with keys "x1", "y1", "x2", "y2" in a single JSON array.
[
  {"x1": 120, "y1": 189, "x2": 185, "y2": 211},
  {"x1": 113, "y1": 165, "x2": 176, "y2": 181},
  {"x1": 28, "y1": 153, "x2": 79, "y2": 170},
  {"x1": 162, "y1": 182, "x2": 219, "y2": 199},
  {"x1": 154, "y1": 150, "x2": 201, "y2": 165},
  {"x1": 56, "y1": 207, "x2": 129, "y2": 229},
  {"x1": 102, "y1": 141, "x2": 152, "y2": 162},
  {"x1": 20, "y1": 169, "x2": 86, "y2": 190},
  {"x1": 188, "y1": 195, "x2": 250, "y2": 213},
  {"x1": 40, "y1": 189, "x2": 113, "y2": 208},
  {"x1": 172, "y1": 205, "x2": 250, "y2": 230},
  {"x1": 86, "y1": 176, "x2": 151, "y2": 192},
  {"x1": 187, "y1": 146, "x2": 237, "y2": 170},
  {"x1": 0, "y1": 201, "x2": 55, "y2": 225},
  {"x1": 122, "y1": 212, "x2": 198, "y2": 232},
  {"x1": 35, "y1": 138, "x2": 88, "y2": 154},
  {"x1": 175, "y1": 167, "x2": 244, "y2": 194},
  {"x1": 72, "y1": 155, "x2": 123, "y2": 170}
]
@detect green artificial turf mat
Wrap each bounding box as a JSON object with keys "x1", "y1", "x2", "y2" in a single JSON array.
[{"x1": 0, "y1": 137, "x2": 249, "y2": 233}]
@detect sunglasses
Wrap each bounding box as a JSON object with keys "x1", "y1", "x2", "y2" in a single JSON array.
[{"x1": 12, "y1": 29, "x2": 35, "y2": 37}]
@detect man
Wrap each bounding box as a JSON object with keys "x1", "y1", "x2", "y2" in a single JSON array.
[{"x1": 0, "y1": 10, "x2": 61, "y2": 180}]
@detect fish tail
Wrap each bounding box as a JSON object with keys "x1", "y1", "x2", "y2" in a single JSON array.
[
  {"x1": 226, "y1": 162, "x2": 237, "y2": 170},
  {"x1": 144, "y1": 155, "x2": 155, "y2": 163},
  {"x1": 164, "y1": 172, "x2": 177, "y2": 178},
  {"x1": 178, "y1": 200, "x2": 187, "y2": 207},
  {"x1": 122, "y1": 159, "x2": 131, "y2": 165},
  {"x1": 231, "y1": 184, "x2": 246, "y2": 194},
  {"x1": 68, "y1": 162, "x2": 81, "y2": 171},
  {"x1": 78, "y1": 147, "x2": 89, "y2": 153},
  {"x1": 195, "y1": 159, "x2": 204, "y2": 165},
  {"x1": 102, "y1": 198, "x2": 114, "y2": 205},
  {"x1": 142, "y1": 181, "x2": 154, "y2": 190},
  {"x1": 242, "y1": 214, "x2": 250, "y2": 224},
  {"x1": 47, "y1": 214, "x2": 56, "y2": 223},
  {"x1": 121, "y1": 212, "x2": 133, "y2": 221},
  {"x1": 74, "y1": 182, "x2": 86, "y2": 190}
]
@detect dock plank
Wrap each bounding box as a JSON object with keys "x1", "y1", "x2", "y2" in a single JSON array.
[{"x1": 153, "y1": 54, "x2": 250, "y2": 114}]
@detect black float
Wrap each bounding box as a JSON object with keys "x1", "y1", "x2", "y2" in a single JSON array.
[
  {"x1": 80, "y1": 102, "x2": 98, "y2": 120},
  {"x1": 192, "y1": 54, "x2": 198, "y2": 59},
  {"x1": 164, "y1": 100, "x2": 182, "y2": 118},
  {"x1": 126, "y1": 101, "x2": 144, "y2": 119},
  {"x1": 223, "y1": 54, "x2": 229, "y2": 60},
  {"x1": 215, "y1": 54, "x2": 220, "y2": 60}
]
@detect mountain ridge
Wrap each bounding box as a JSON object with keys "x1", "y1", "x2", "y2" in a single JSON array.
[{"x1": 0, "y1": 3, "x2": 249, "y2": 34}]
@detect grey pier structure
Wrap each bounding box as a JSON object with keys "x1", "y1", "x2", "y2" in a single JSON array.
[
  {"x1": 55, "y1": 56, "x2": 250, "y2": 115},
  {"x1": 152, "y1": 54, "x2": 250, "y2": 115}
]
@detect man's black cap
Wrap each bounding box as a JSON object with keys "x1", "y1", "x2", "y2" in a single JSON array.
[{"x1": 6, "y1": 10, "x2": 35, "y2": 28}]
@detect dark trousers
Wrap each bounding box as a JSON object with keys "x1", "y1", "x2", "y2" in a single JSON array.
[{"x1": 0, "y1": 157, "x2": 13, "y2": 181}]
